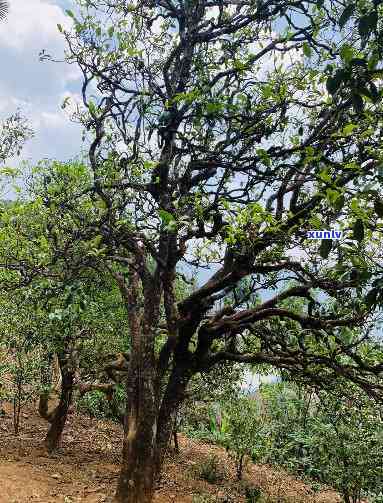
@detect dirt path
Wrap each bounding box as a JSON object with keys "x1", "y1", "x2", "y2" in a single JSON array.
[{"x1": 0, "y1": 405, "x2": 340, "y2": 502}]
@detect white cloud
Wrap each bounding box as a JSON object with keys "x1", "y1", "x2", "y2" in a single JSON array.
[
  {"x1": 0, "y1": 0, "x2": 72, "y2": 51},
  {"x1": 0, "y1": 0, "x2": 83, "y2": 165}
]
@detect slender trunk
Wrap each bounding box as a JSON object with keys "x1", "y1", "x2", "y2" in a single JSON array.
[
  {"x1": 154, "y1": 366, "x2": 192, "y2": 475},
  {"x1": 39, "y1": 350, "x2": 75, "y2": 453},
  {"x1": 13, "y1": 380, "x2": 22, "y2": 436},
  {"x1": 172, "y1": 408, "x2": 180, "y2": 454},
  {"x1": 237, "y1": 454, "x2": 244, "y2": 480},
  {"x1": 173, "y1": 429, "x2": 179, "y2": 454},
  {"x1": 44, "y1": 357, "x2": 74, "y2": 453}
]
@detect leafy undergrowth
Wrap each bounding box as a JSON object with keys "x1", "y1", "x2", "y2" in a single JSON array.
[{"x1": 0, "y1": 403, "x2": 341, "y2": 503}]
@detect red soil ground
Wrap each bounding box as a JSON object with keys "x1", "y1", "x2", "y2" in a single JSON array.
[{"x1": 0, "y1": 404, "x2": 341, "y2": 503}]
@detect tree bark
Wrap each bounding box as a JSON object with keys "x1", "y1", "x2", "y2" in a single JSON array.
[
  {"x1": 39, "y1": 350, "x2": 75, "y2": 453},
  {"x1": 114, "y1": 354, "x2": 159, "y2": 503},
  {"x1": 114, "y1": 356, "x2": 191, "y2": 503},
  {"x1": 173, "y1": 429, "x2": 179, "y2": 454},
  {"x1": 113, "y1": 255, "x2": 193, "y2": 502},
  {"x1": 44, "y1": 357, "x2": 74, "y2": 453}
]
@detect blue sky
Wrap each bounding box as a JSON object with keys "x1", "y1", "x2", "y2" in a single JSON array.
[{"x1": 0, "y1": 0, "x2": 84, "y2": 166}]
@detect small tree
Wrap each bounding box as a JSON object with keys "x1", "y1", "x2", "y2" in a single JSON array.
[
  {"x1": 4, "y1": 337, "x2": 42, "y2": 435},
  {"x1": 0, "y1": 290, "x2": 43, "y2": 435},
  {"x1": 222, "y1": 396, "x2": 269, "y2": 481},
  {"x1": 37, "y1": 274, "x2": 130, "y2": 452},
  {"x1": 260, "y1": 381, "x2": 318, "y2": 477}
]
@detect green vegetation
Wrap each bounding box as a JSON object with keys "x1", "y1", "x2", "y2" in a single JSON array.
[
  {"x1": 0, "y1": 1, "x2": 383, "y2": 502},
  {"x1": 182, "y1": 379, "x2": 383, "y2": 503}
]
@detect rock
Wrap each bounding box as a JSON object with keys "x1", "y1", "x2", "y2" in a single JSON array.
[{"x1": 51, "y1": 473, "x2": 62, "y2": 480}]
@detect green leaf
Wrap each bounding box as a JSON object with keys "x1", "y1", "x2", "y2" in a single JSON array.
[
  {"x1": 352, "y1": 219, "x2": 364, "y2": 242},
  {"x1": 88, "y1": 100, "x2": 97, "y2": 116},
  {"x1": 319, "y1": 239, "x2": 332, "y2": 259},
  {"x1": 65, "y1": 9, "x2": 75, "y2": 18},
  {"x1": 342, "y1": 123, "x2": 357, "y2": 136},
  {"x1": 374, "y1": 198, "x2": 383, "y2": 217},
  {"x1": 340, "y1": 44, "x2": 354, "y2": 63},
  {"x1": 298, "y1": 126, "x2": 303, "y2": 136},
  {"x1": 339, "y1": 4, "x2": 355, "y2": 28},
  {"x1": 57, "y1": 24, "x2": 63, "y2": 33},
  {"x1": 108, "y1": 26, "x2": 114, "y2": 37},
  {"x1": 158, "y1": 209, "x2": 175, "y2": 225},
  {"x1": 91, "y1": 235, "x2": 103, "y2": 248},
  {"x1": 318, "y1": 168, "x2": 331, "y2": 183},
  {"x1": 256, "y1": 148, "x2": 271, "y2": 167},
  {"x1": 302, "y1": 42, "x2": 312, "y2": 58},
  {"x1": 334, "y1": 194, "x2": 345, "y2": 211}
]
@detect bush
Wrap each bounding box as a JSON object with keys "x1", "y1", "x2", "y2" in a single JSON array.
[
  {"x1": 244, "y1": 486, "x2": 263, "y2": 503},
  {"x1": 75, "y1": 385, "x2": 125, "y2": 421},
  {"x1": 260, "y1": 382, "x2": 383, "y2": 503},
  {"x1": 193, "y1": 454, "x2": 226, "y2": 484},
  {"x1": 76, "y1": 390, "x2": 110, "y2": 419},
  {"x1": 192, "y1": 494, "x2": 216, "y2": 503}
]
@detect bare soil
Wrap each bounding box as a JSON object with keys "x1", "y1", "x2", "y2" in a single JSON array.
[{"x1": 0, "y1": 404, "x2": 340, "y2": 502}]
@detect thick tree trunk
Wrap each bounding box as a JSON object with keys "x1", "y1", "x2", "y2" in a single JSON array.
[
  {"x1": 114, "y1": 356, "x2": 159, "y2": 503},
  {"x1": 115, "y1": 361, "x2": 191, "y2": 503},
  {"x1": 113, "y1": 264, "x2": 191, "y2": 502}
]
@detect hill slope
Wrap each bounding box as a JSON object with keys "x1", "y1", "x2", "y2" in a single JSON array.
[{"x1": 0, "y1": 405, "x2": 340, "y2": 502}]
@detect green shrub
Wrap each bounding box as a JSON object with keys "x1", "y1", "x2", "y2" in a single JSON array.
[
  {"x1": 75, "y1": 386, "x2": 125, "y2": 421},
  {"x1": 192, "y1": 494, "x2": 216, "y2": 503},
  {"x1": 76, "y1": 390, "x2": 110, "y2": 419},
  {"x1": 369, "y1": 493, "x2": 383, "y2": 503},
  {"x1": 244, "y1": 486, "x2": 263, "y2": 503},
  {"x1": 260, "y1": 382, "x2": 383, "y2": 503},
  {"x1": 193, "y1": 454, "x2": 226, "y2": 484}
]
